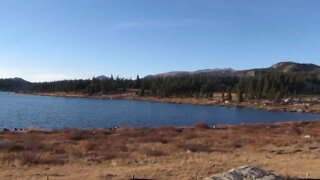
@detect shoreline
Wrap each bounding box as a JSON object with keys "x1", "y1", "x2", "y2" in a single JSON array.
[{"x1": 28, "y1": 92, "x2": 320, "y2": 114}]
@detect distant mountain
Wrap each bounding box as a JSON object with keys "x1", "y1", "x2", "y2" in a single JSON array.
[
  {"x1": 193, "y1": 68, "x2": 236, "y2": 75},
  {"x1": 11, "y1": 77, "x2": 30, "y2": 83},
  {"x1": 270, "y1": 61, "x2": 320, "y2": 72},
  {"x1": 236, "y1": 62, "x2": 320, "y2": 77},
  {"x1": 0, "y1": 77, "x2": 31, "y2": 92},
  {"x1": 96, "y1": 75, "x2": 110, "y2": 80},
  {"x1": 0, "y1": 77, "x2": 30, "y2": 84},
  {"x1": 146, "y1": 68, "x2": 236, "y2": 78},
  {"x1": 145, "y1": 61, "x2": 320, "y2": 78}
]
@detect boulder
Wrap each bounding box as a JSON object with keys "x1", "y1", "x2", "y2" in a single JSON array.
[{"x1": 204, "y1": 166, "x2": 283, "y2": 180}]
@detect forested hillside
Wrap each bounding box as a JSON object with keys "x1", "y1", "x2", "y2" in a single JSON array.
[{"x1": 1, "y1": 62, "x2": 320, "y2": 101}]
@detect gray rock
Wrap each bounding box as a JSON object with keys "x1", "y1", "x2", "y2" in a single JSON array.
[{"x1": 204, "y1": 166, "x2": 283, "y2": 180}]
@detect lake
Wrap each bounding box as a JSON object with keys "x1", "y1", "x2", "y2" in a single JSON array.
[{"x1": 0, "y1": 92, "x2": 319, "y2": 129}]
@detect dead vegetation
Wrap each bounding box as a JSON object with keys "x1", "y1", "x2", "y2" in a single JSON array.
[{"x1": 0, "y1": 121, "x2": 320, "y2": 179}]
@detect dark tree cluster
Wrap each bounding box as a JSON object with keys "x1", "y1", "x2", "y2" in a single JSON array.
[
  {"x1": 0, "y1": 78, "x2": 31, "y2": 92},
  {"x1": 140, "y1": 76, "x2": 239, "y2": 98},
  {"x1": 237, "y1": 72, "x2": 320, "y2": 101},
  {"x1": 139, "y1": 72, "x2": 320, "y2": 100},
  {"x1": 0, "y1": 77, "x2": 135, "y2": 95},
  {"x1": 30, "y1": 77, "x2": 135, "y2": 95},
  {"x1": 0, "y1": 72, "x2": 320, "y2": 101}
]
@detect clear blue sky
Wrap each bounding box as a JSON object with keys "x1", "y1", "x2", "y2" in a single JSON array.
[{"x1": 0, "y1": 0, "x2": 320, "y2": 82}]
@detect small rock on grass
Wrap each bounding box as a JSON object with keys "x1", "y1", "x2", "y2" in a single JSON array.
[{"x1": 204, "y1": 166, "x2": 283, "y2": 180}]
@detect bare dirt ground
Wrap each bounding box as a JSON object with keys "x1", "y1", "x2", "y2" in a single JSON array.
[{"x1": 0, "y1": 121, "x2": 320, "y2": 179}]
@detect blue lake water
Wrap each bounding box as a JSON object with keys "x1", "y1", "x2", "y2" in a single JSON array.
[{"x1": 0, "y1": 92, "x2": 319, "y2": 129}]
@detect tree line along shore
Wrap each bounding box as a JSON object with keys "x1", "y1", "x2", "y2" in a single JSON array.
[
  {"x1": 2, "y1": 71, "x2": 320, "y2": 100},
  {"x1": 1, "y1": 62, "x2": 320, "y2": 114}
]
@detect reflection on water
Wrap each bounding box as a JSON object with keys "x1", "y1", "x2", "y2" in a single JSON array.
[{"x1": 0, "y1": 92, "x2": 319, "y2": 129}]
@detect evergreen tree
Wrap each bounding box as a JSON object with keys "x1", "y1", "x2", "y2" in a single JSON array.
[
  {"x1": 226, "y1": 89, "x2": 232, "y2": 101},
  {"x1": 221, "y1": 92, "x2": 225, "y2": 101},
  {"x1": 237, "y1": 91, "x2": 244, "y2": 102},
  {"x1": 135, "y1": 75, "x2": 141, "y2": 88}
]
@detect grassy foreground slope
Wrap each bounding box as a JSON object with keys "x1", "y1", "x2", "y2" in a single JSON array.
[{"x1": 0, "y1": 121, "x2": 319, "y2": 179}]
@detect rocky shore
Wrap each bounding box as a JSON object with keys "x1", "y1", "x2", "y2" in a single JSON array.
[{"x1": 32, "y1": 92, "x2": 320, "y2": 114}]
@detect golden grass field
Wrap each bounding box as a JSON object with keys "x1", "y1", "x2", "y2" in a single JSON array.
[{"x1": 0, "y1": 121, "x2": 320, "y2": 179}]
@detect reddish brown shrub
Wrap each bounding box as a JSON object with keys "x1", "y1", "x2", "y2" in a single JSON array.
[
  {"x1": 176, "y1": 142, "x2": 212, "y2": 152},
  {"x1": 144, "y1": 149, "x2": 167, "y2": 157},
  {"x1": 65, "y1": 129, "x2": 90, "y2": 141},
  {"x1": 0, "y1": 143, "x2": 25, "y2": 152},
  {"x1": 193, "y1": 123, "x2": 210, "y2": 130}
]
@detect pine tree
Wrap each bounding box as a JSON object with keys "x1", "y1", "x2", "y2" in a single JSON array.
[
  {"x1": 237, "y1": 91, "x2": 244, "y2": 102},
  {"x1": 274, "y1": 91, "x2": 282, "y2": 102},
  {"x1": 227, "y1": 89, "x2": 232, "y2": 101},
  {"x1": 221, "y1": 92, "x2": 225, "y2": 101},
  {"x1": 135, "y1": 75, "x2": 141, "y2": 88}
]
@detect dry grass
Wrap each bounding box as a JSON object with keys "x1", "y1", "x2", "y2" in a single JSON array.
[{"x1": 0, "y1": 121, "x2": 320, "y2": 179}]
